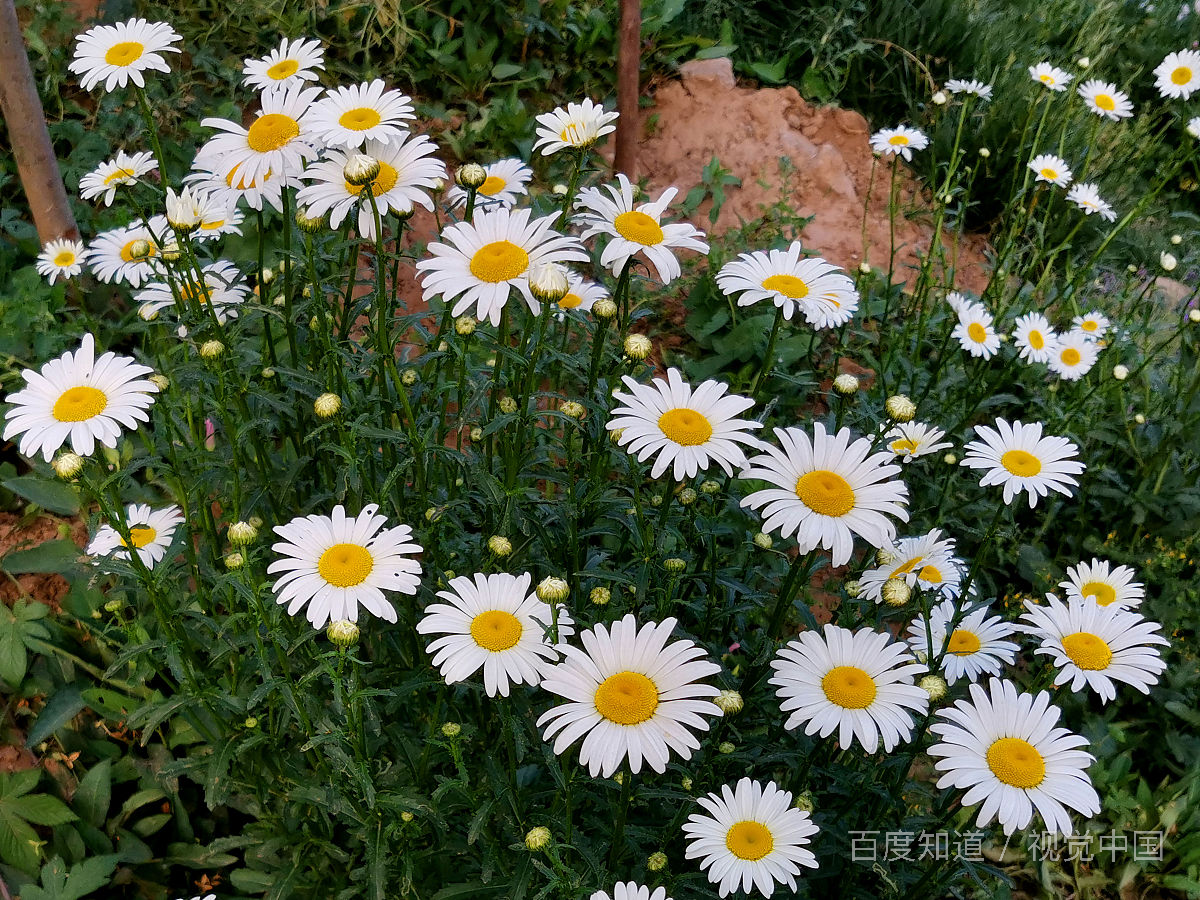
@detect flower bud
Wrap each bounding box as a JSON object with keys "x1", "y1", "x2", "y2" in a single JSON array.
[
  {"x1": 718, "y1": 741, "x2": 735, "y2": 754},
  {"x1": 456, "y1": 163, "x2": 487, "y2": 190},
  {"x1": 1190, "y1": 308, "x2": 1200, "y2": 323},
  {"x1": 1135, "y1": 413, "x2": 1146, "y2": 424},
  {"x1": 647, "y1": 851, "x2": 668, "y2": 872},
  {"x1": 224, "y1": 552, "x2": 245, "y2": 570},
  {"x1": 487, "y1": 535, "x2": 513, "y2": 557},
  {"x1": 832, "y1": 373, "x2": 860, "y2": 395},
  {"x1": 793, "y1": 791, "x2": 816, "y2": 813},
  {"x1": 425, "y1": 507, "x2": 442, "y2": 523},
  {"x1": 441, "y1": 722, "x2": 461, "y2": 738},
  {"x1": 700, "y1": 479, "x2": 720, "y2": 495},
  {"x1": 1077, "y1": 56, "x2": 1090, "y2": 68},
  {"x1": 344, "y1": 154, "x2": 381, "y2": 186},
  {"x1": 499, "y1": 396, "x2": 518, "y2": 414},
  {"x1": 244, "y1": 716, "x2": 258, "y2": 729},
  {"x1": 525, "y1": 826, "x2": 551, "y2": 851},
  {"x1": 560, "y1": 400, "x2": 586, "y2": 420},
  {"x1": 943, "y1": 452, "x2": 957, "y2": 465},
  {"x1": 978, "y1": 147, "x2": 991, "y2": 158},
  {"x1": 295, "y1": 207, "x2": 325, "y2": 233},
  {"x1": 314, "y1": 392, "x2": 341, "y2": 418},
  {"x1": 590, "y1": 586, "x2": 611, "y2": 605},
  {"x1": 681, "y1": 776, "x2": 693, "y2": 791},
  {"x1": 875, "y1": 548, "x2": 898, "y2": 566},
  {"x1": 160, "y1": 240, "x2": 182, "y2": 262},
  {"x1": 552, "y1": 183, "x2": 569, "y2": 196},
  {"x1": 128, "y1": 239, "x2": 153, "y2": 261},
  {"x1": 714, "y1": 689, "x2": 744, "y2": 715},
  {"x1": 677, "y1": 487, "x2": 697, "y2": 506},
  {"x1": 528, "y1": 263, "x2": 569, "y2": 305},
  {"x1": 261, "y1": 367, "x2": 276, "y2": 379},
  {"x1": 592, "y1": 298, "x2": 618, "y2": 319},
  {"x1": 919, "y1": 674, "x2": 948, "y2": 701},
  {"x1": 52, "y1": 452, "x2": 84, "y2": 479},
  {"x1": 664, "y1": 557, "x2": 686, "y2": 574},
  {"x1": 1113, "y1": 364, "x2": 1129, "y2": 381},
  {"x1": 327, "y1": 619, "x2": 360, "y2": 647},
  {"x1": 166, "y1": 187, "x2": 202, "y2": 234},
  {"x1": 1171, "y1": 234, "x2": 1183, "y2": 245},
  {"x1": 885, "y1": 394, "x2": 916, "y2": 422},
  {"x1": 400, "y1": 811, "x2": 414, "y2": 822},
  {"x1": 858, "y1": 261, "x2": 872, "y2": 274},
  {"x1": 200, "y1": 340, "x2": 225, "y2": 359},
  {"x1": 881, "y1": 578, "x2": 912, "y2": 607},
  {"x1": 228, "y1": 521, "x2": 258, "y2": 545},
  {"x1": 537, "y1": 576, "x2": 570, "y2": 602},
  {"x1": 752, "y1": 532, "x2": 773, "y2": 550},
  {"x1": 931, "y1": 91, "x2": 947, "y2": 105},
  {"x1": 624, "y1": 333, "x2": 652, "y2": 360},
  {"x1": 1160, "y1": 251, "x2": 1178, "y2": 272},
  {"x1": 470, "y1": 426, "x2": 483, "y2": 441},
  {"x1": 455, "y1": 315, "x2": 476, "y2": 336},
  {"x1": 401, "y1": 368, "x2": 418, "y2": 386},
  {"x1": 844, "y1": 579, "x2": 862, "y2": 598}
]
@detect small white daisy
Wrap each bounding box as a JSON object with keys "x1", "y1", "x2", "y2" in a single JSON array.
[
  {"x1": 133, "y1": 260, "x2": 250, "y2": 331},
  {"x1": 1029, "y1": 153, "x2": 1072, "y2": 187},
  {"x1": 555, "y1": 272, "x2": 608, "y2": 313},
  {"x1": 536, "y1": 614, "x2": 722, "y2": 777},
  {"x1": 36, "y1": 239, "x2": 86, "y2": 285},
  {"x1": 960, "y1": 418, "x2": 1084, "y2": 508},
  {"x1": 199, "y1": 84, "x2": 324, "y2": 189},
  {"x1": 574, "y1": 174, "x2": 708, "y2": 284},
  {"x1": 416, "y1": 572, "x2": 573, "y2": 697},
  {"x1": 1188, "y1": 116, "x2": 1200, "y2": 139},
  {"x1": 1071, "y1": 311, "x2": 1110, "y2": 340},
  {"x1": 869, "y1": 125, "x2": 929, "y2": 161},
  {"x1": 906, "y1": 599, "x2": 1020, "y2": 684},
  {"x1": 415, "y1": 207, "x2": 587, "y2": 326},
  {"x1": 928, "y1": 678, "x2": 1100, "y2": 837},
  {"x1": 952, "y1": 300, "x2": 1001, "y2": 359},
  {"x1": 590, "y1": 884, "x2": 671, "y2": 900},
  {"x1": 1154, "y1": 49, "x2": 1200, "y2": 100},
  {"x1": 1048, "y1": 331, "x2": 1100, "y2": 381},
  {"x1": 2, "y1": 333, "x2": 158, "y2": 462},
  {"x1": 1029, "y1": 62, "x2": 1072, "y2": 91},
  {"x1": 1077, "y1": 79, "x2": 1134, "y2": 121},
  {"x1": 302, "y1": 80, "x2": 415, "y2": 149},
  {"x1": 533, "y1": 98, "x2": 619, "y2": 155},
  {"x1": 606, "y1": 368, "x2": 762, "y2": 481},
  {"x1": 1021, "y1": 594, "x2": 1168, "y2": 702},
  {"x1": 193, "y1": 192, "x2": 245, "y2": 241},
  {"x1": 185, "y1": 157, "x2": 287, "y2": 214},
  {"x1": 242, "y1": 37, "x2": 325, "y2": 92},
  {"x1": 741, "y1": 424, "x2": 909, "y2": 566},
  {"x1": 883, "y1": 421, "x2": 953, "y2": 462},
  {"x1": 770, "y1": 625, "x2": 928, "y2": 753},
  {"x1": 1065, "y1": 182, "x2": 1116, "y2": 221},
  {"x1": 267, "y1": 504, "x2": 423, "y2": 628},
  {"x1": 715, "y1": 241, "x2": 858, "y2": 329},
  {"x1": 79, "y1": 150, "x2": 157, "y2": 206},
  {"x1": 85, "y1": 216, "x2": 169, "y2": 287},
  {"x1": 1011, "y1": 312, "x2": 1058, "y2": 364},
  {"x1": 86, "y1": 503, "x2": 183, "y2": 570},
  {"x1": 447, "y1": 158, "x2": 532, "y2": 210},
  {"x1": 944, "y1": 291, "x2": 972, "y2": 316},
  {"x1": 682, "y1": 778, "x2": 819, "y2": 898},
  {"x1": 859, "y1": 529, "x2": 962, "y2": 603},
  {"x1": 68, "y1": 18, "x2": 181, "y2": 93},
  {"x1": 944, "y1": 78, "x2": 993, "y2": 100},
  {"x1": 1060, "y1": 558, "x2": 1144, "y2": 608}
]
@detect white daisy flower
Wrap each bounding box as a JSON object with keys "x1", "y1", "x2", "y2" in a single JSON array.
[
  {"x1": 574, "y1": 174, "x2": 708, "y2": 284},
  {"x1": 770, "y1": 625, "x2": 928, "y2": 753},
  {"x1": 2, "y1": 333, "x2": 158, "y2": 462},
  {"x1": 682, "y1": 778, "x2": 819, "y2": 898},
  {"x1": 242, "y1": 37, "x2": 325, "y2": 92},
  {"x1": 302, "y1": 80, "x2": 414, "y2": 150},
  {"x1": 960, "y1": 418, "x2": 1084, "y2": 508},
  {"x1": 165, "y1": 186, "x2": 206, "y2": 232},
  {"x1": 36, "y1": 239, "x2": 86, "y2": 285},
  {"x1": 859, "y1": 529, "x2": 962, "y2": 603},
  {"x1": 1154, "y1": 49, "x2": 1200, "y2": 100},
  {"x1": 1028, "y1": 62, "x2": 1072, "y2": 91},
  {"x1": 606, "y1": 368, "x2": 762, "y2": 481},
  {"x1": 185, "y1": 158, "x2": 287, "y2": 214},
  {"x1": 1060, "y1": 558, "x2": 1144, "y2": 608},
  {"x1": 1077, "y1": 79, "x2": 1134, "y2": 121},
  {"x1": 1021, "y1": 594, "x2": 1168, "y2": 702},
  {"x1": 85, "y1": 216, "x2": 169, "y2": 287},
  {"x1": 928, "y1": 678, "x2": 1100, "y2": 837},
  {"x1": 906, "y1": 599, "x2": 1020, "y2": 684},
  {"x1": 1048, "y1": 331, "x2": 1100, "y2": 381},
  {"x1": 740, "y1": 424, "x2": 908, "y2": 566},
  {"x1": 193, "y1": 192, "x2": 245, "y2": 241},
  {"x1": 883, "y1": 421, "x2": 953, "y2": 462},
  {"x1": 68, "y1": 18, "x2": 181, "y2": 93},
  {"x1": 715, "y1": 241, "x2": 858, "y2": 329},
  {"x1": 1011, "y1": 312, "x2": 1058, "y2": 363},
  {"x1": 537, "y1": 614, "x2": 722, "y2": 777},
  {"x1": 944, "y1": 78, "x2": 993, "y2": 100},
  {"x1": 869, "y1": 125, "x2": 929, "y2": 161},
  {"x1": 555, "y1": 272, "x2": 608, "y2": 313},
  {"x1": 952, "y1": 300, "x2": 1001, "y2": 359},
  {"x1": 133, "y1": 260, "x2": 250, "y2": 331},
  {"x1": 86, "y1": 503, "x2": 183, "y2": 570},
  {"x1": 416, "y1": 572, "x2": 573, "y2": 697},
  {"x1": 415, "y1": 207, "x2": 587, "y2": 326},
  {"x1": 590, "y1": 884, "x2": 671, "y2": 900},
  {"x1": 1029, "y1": 153, "x2": 1072, "y2": 187},
  {"x1": 79, "y1": 150, "x2": 157, "y2": 206},
  {"x1": 944, "y1": 291, "x2": 972, "y2": 316},
  {"x1": 447, "y1": 158, "x2": 532, "y2": 210},
  {"x1": 1065, "y1": 182, "x2": 1116, "y2": 221},
  {"x1": 533, "y1": 98, "x2": 619, "y2": 155},
  {"x1": 1071, "y1": 311, "x2": 1110, "y2": 340},
  {"x1": 199, "y1": 83, "x2": 324, "y2": 189},
  {"x1": 267, "y1": 504, "x2": 423, "y2": 628},
  {"x1": 296, "y1": 134, "x2": 445, "y2": 238},
  {"x1": 1188, "y1": 116, "x2": 1200, "y2": 139}
]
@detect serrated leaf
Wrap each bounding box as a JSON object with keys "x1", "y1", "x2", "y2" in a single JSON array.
[{"x1": 0, "y1": 806, "x2": 41, "y2": 872}]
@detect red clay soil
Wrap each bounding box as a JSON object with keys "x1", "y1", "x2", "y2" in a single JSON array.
[{"x1": 0, "y1": 512, "x2": 88, "y2": 612}]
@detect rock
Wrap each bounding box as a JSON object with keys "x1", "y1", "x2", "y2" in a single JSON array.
[{"x1": 678, "y1": 57, "x2": 737, "y2": 92}]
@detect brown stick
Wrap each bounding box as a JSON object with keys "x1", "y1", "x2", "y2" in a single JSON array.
[
  {"x1": 614, "y1": 0, "x2": 640, "y2": 177},
  {"x1": 0, "y1": 0, "x2": 77, "y2": 243}
]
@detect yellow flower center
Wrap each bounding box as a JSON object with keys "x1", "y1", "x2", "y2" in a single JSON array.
[
  {"x1": 317, "y1": 542, "x2": 374, "y2": 588},
  {"x1": 266, "y1": 58, "x2": 300, "y2": 80},
  {"x1": 1040, "y1": 167, "x2": 1059, "y2": 180},
  {"x1": 947, "y1": 629, "x2": 982, "y2": 655},
  {"x1": 468, "y1": 240, "x2": 529, "y2": 283},
  {"x1": 1060, "y1": 347, "x2": 1082, "y2": 366},
  {"x1": 226, "y1": 164, "x2": 273, "y2": 190},
  {"x1": 761, "y1": 273, "x2": 809, "y2": 298},
  {"x1": 1095, "y1": 93, "x2": 1116, "y2": 111},
  {"x1": 179, "y1": 281, "x2": 212, "y2": 304},
  {"x1": 657, "y1": 408, "x2": 713, "y2": 446},
  {"x1": 986, "y1": 737, "x2": 1046, "y2": 789},
  {"x1": 1080, "y1": 580, "x2": 1117, "y2": 606},
  {"x1": 469, "y1": 609, "x2": 523, "y2": 652},
  {"x1": 1039, "y1": 74, "x2": 1054, "y2": 84},
  {"x1": 821, "y1": 665, "x2": 877, "y2": 709},
  {"x1": 1062, "y1": 631, "x2": 1113, "y2": 670},
  {"x1": 52, "y1": 385, "x2": 108, "y2": 422},
  {"x1": 344, "y1": 160, "x2": 400, "y2": 196},
  {"x1": 478, "y1": 175, "x2": 506, "y2": 196},
  {"x1": 1000, "y1": 449, "x2": 1041, "y2": 478},
  {"x1": 726, "y1": 821, "x2": 775, "y2": 861},
  {"x1": 795, "y1": 470, "x2": 856, "y2": 517},
  {"x1": 891, "y1": 438, "x2": 919, "y2": 455},
  {"x1": 104, "y1": 41, "x2": 144, "y2": 66},
  {"x1": 558, "y1": 293, "x2": 583, "y2": 309},
  {"x1": 893, "y1": 556, "x2": 923, "y2": 576},
  {"x1": 247, "y1": 114, "x2": 300, "y2": 153},
  {"x1": 967, "y1": 322, "x2": 988, "y2": 343},
  {"x1": 888, "y1": 134, "x2": 910, "y2": 146},
  {"x1": 119, "y1": 239, "x2": 155, "y2": 263},
  {"x1": 119, "y1": 526, "x2": 158, "y2": 549},
  {"x1": 103, "y1": 166, "x2": 137, "y2": 186},
  {"x1": 559, "y1": 122, "x2": 587, "y2": 144},
  {"x1": 918, "y1": 564, "x2": 944, "y2": 583},
  {"x1": 1029, "y1": 329, "x2": 1045, "y2": 349},
  {"x1": 1080, "y1": 320, "x2": 1098, "y2": 331},
  {"x1": 200, "y1": 219, "x2": 226, "y2": 231},
  {"x1": 339, "y1": 106, "x2": 382, "y2": 131},
  {"x1": 53, "y1": 250, "x2": 77, "y2": 267},
  {"x1": 613, "y1": 210, "x2": 664, "y2": 246},
  {"x1": 594, "y1": 671, "x2": 659, "y2": 725},
  {"x1": 1172, "y1": 66, "x2": 1193, "y2": 86}
]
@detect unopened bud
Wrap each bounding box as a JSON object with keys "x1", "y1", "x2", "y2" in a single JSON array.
[
  {"x1": 224, "y1": 552, "x2": 244, "y2": 570},
  {"x1": 552, "y1": 183, "x2": 569, "y2": 196},
  {"x1": 327, "y1": 619, "x2": 360, "y2": 647},
  {"x1": 920, "y1": 674, "x2": 948, "y2": 701},
  {"x1": 1160, "y1": 252, "x2": 1178, "y2": 272},
  {"x1": 1134, "y1": 413, "x2": 1146, "y2": 424},
  {"x1": 244, "y1": 716, "x2": 258, "y2": 729},
  {"x1": 528, "y1": 263, "x2": 569, "y2": 305},
  {"x1": 1112, "y1": 364, "x2": 1129, "y2": 381},
  {"x1": 487, "y1": 535, "x2": 513, "y2": 557},
  {"x1": 624, "y1": 333, "x2": 652, "y2": 360},
  {"x1": 129, "y1": 239, "x2": 153, "y2": 260},
  {"x1": 718, "y1": 741, "x2": 736, "y2": 754},
  {"x1": 753, "y1": 532, "x2": 773, "y2": 550},
  {"x1": 700, "y1": 479, "x2": 721, "y2": 494},
  {"x1": 441, "y1": 722, "x2": 461, "y2": 738},
  {"x1": 647, "y1": 851, "x2": 668, "y2": 872},
  {"x1": 228, "y1": 521, "x2": 257, "y2": 545},
  {"x1": 714, "y1": 689, "x2": 744, "y2": 715},
  {"x1": 592, "y1": 298, "x2": 618, "y2": 319},
  {"x1": 978, "y1": 147, "x2": 991, "y2": 158},
  {"x1": 833, "y1": 373, "x2": 860, "y2": 395},
  {"x1": 1190, "y1": 309, "x2": 1200, "y2": 323},
  {"x1": 470, "y1": 426, "x2": 483, "y2": 441},
  {"x1": 882, "y1": 578, "x2": 912, "y2": 607},
  {"x1": 885, "y1": 394, "x2": 916, "y2": 422},
  {"x1": 537, "y1": 576, "x2": 570, "y2": 602},
  {"x1": 681, "y1": 776, "x2": 693, "y2": 791},
  {"x1": 160, "y1": 241, "x2": 182, "y2": 262},
  {"x1": 943, "y1": 452, "x2": 957, "y2": 465},
  {"x1": 149, "y1": 374, "x2": 169, "y2": 391},
  {"x1": 344, "y1": 154, "x2": 381, "y2": 186},
  {"x1": 1171, "y1": 234, "x2": 1183, "y2": 245},
  {"x1": 401, "y1": 368, "x2": 418, "y2": 386},
  {"x1": 295, "y1": 207, "x2": 325, "y2": 233},
  {"x1": 400, "y1": 811, "x2": 414, "y2": 822},
  {"x1": 200, "y1": 340, "x2": 225, "y2": 359},
  {"x1": 1077, "y1": 56, "x2": 1090, "y2": 68},
  {"x1": 525, "y1": 826, "x2": 551, "y2": 851},
  {"x1": 455, "y1": 315, "x2": 476, "y2": 336},
  {"x1": 793, "y1": 791, "x2": 816, "y2": 813},
  {"x1": 677, "y1": 487, "x2": 697, "y2": 506},
  {"x1": 932, "y1": 91, "x2": 947, "y2": 105},
  {"x1": 52, "y1": 452, "x2": 84, "y2": 479},
  {"x1": 590, "y1": 586, "x2": 611, "y2": 605},
  {"x1": 499, "y1": 396, "x2": 518, "y2": 414},
  {"x1": 314, "y1": 392, "x2": 341, "y2": 418},
  {"x1": 664, "y1": 557, "x2": 686, "y2": 574},
  {"x1": 844, "y1": 579, "x2": 862, "y2": 598},
  {"x1": 560, "y1": 400, "x2": 586, "y2": 420},
  {"x1": 456, "y1": 163, "x2": 487, "y2": 190}
]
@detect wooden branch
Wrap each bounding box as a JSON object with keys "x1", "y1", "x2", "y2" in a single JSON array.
[
  {"x1": 614, "y1": 0, "x2": 640, "y2": 177},
  {"x1": 0, "y1": 0, "x2": 78, "y2": 243}
]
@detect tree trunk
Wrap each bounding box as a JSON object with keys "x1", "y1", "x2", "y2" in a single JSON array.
[
  {"x1": 614, "y1": 0, "x2": 640, "y2": 178},
  {"x1": 0, "y1": 0, "x2": 77, "y2": 243}
]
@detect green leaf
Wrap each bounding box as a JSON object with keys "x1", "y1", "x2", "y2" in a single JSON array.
[
  {"x1": 799, "y1": 66, "x2": 831, "y2": 101},
  {"x1": 0, "y1": 618, "x2": 27, "y2": 686},
  {"x1": 80, "y1": 687, "x2": 140, "y2": 722},
  {"x1": 230, "y1": 868, "x2": 274, "y2": 894},
  {"x1": 2, "y1": 476, "x2": 80, "y2": 515},
  {"x1": 694, "y1": 44, "x2": 735, "y2": 60},
  {"x1": 746, "y1": 59, "x2": 787, "y2": 84},
  {"x1": 1, "y1": 540, "x2": 83, "y2": 575},
  {"x1": 27, "y1": 686, "x2": 85, "y2": 746},
  {"x1": 19, "y1": 854, "x2": 118, "y2": 900},
  {"x1": 431, "y1": 884, "x2": 505, "y2": 900},
  {"x1": 73, "y1": 761, "x2": 112, "y2": 829},
  {"x1": 165, "y1": 841, "x2": 239, "y2": 868},
  {"x1": 13, "y1": 794, "x2": 76, "y2": 826},
  {"x1": 0, "y1": 806, "x2": 41, "y2": 872},
  {"x1": 490, "y1": 62, "x2": 522, "y2": 80}
]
